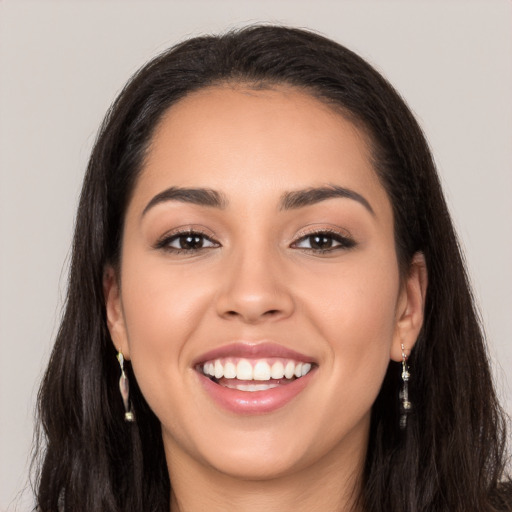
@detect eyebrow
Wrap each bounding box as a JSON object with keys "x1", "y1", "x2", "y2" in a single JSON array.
[
  {"x1": 279, "y1": 185, "x2": 375, "y2": 215},
  {"x1": 142, "y1": 184, "x2": 374, "y2": 216},
  {"x1": 142, "y1": 187, "x2": 227, "y2": 216}
]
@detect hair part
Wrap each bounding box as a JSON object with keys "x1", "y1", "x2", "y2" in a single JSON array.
[{"x1": 34, "y1": 25, "x2": 511, "y2": 512}]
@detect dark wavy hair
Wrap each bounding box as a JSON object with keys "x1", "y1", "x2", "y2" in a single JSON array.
[{"x1": 34, "y1": 25, "x2": 511, "y2": 512}]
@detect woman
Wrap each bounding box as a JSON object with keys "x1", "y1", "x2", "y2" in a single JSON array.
[{"x1": 34, "y1": 26, "x2": 511, "y2": 511}]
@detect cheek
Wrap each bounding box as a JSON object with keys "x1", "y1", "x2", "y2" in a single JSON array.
[
  {"x1": 118, "y1": 254, "x2": 216, "y2": 413},
  {"x1": 121, "y1": 248, "x2": 216, "y2": 340},
  {"x1": 122, "y1": 274, "x2": 205, "y2": 350},
  {"x1": 299, "y1": 252, "x2": 400, "y2": 405}
]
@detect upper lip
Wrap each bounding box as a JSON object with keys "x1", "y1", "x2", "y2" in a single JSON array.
[{"x1": 193, "y1": 341, "x2": 316, "y2": 366}]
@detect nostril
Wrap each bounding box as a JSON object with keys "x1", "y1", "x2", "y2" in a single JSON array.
[{"x1": 223, "y1": 308, "x2": 281, "y2": 320}]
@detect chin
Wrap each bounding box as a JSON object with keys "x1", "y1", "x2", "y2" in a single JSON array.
[{"x1": 205, "y1": 447, "x2": 308, "y2": 481}]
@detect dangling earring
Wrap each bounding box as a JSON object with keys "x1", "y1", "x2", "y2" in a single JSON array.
[
  {"x1": 399, "y1": 343, "x2": 411, "y2": 430},
  {"x1": 117, "y1": 351, "x2": 135, "y2": 422}
]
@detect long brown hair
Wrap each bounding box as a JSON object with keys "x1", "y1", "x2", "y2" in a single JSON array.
[{"x1": 34, "y1": 25, "x2": 511, "y2": 511}]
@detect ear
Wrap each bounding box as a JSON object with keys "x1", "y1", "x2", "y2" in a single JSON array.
[
  {"x1": 390, "y1": 252, "x2": 428, "y2": 362},
  {"x1": 103, "y1": 265, "x2": 130, "y2": 359}
]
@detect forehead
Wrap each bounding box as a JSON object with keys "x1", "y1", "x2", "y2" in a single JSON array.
[{"x1": 133, "y1": 85, "x2": 389, "y2": 215}]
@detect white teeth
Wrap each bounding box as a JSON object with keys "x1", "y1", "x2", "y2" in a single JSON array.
[
  {"x1": 284, "y1": 361, "x2": 295, "y2": 379},
  {"x1": 201, "y1": 358, "x2": 313, "y2": 382},
  {"x1": 224, "y1": 361, "x2": 236, "y2": 379},
  {"x1": 223, "y1": 382, "x2": 280, "y2": 392},
  {"x1": 301, "y1": 363, "x2": 312, "y2": 376},
  {"x1": 236, "y1": 359, "x2": 253, "y2": 380},
  {"x1": 271, "y1": 361, "x2": 285, "y2": 379},
  {"x1": 214, "y1": 360, "x2": 223, "y2": 379},
  {"x1": 253, "y1": 361, "x2": 271, "y2": 380}
]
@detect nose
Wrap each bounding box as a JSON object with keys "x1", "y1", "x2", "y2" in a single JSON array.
[{"x1": 215, "y1": 247, "x2": 295, "y2": 324}]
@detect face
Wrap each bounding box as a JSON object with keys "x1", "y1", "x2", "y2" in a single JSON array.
[{"x1": 106, "y1": 86, "x2": 425, "y2": 483}]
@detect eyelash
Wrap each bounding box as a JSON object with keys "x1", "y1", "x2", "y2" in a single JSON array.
[
  {"x1": 155, "y1": 229, "x2": 220, "y2": 254},
  {"x1": 155, "y1": 229, "x2": 356, "y2": 255},
  {"x1": 291, "y1": 229, "x2": 356, "y2": 253}
]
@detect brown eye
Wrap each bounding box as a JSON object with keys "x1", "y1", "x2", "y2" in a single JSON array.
[
  {"x1": 176, "y1": 234, "x2": 206, "y2": 250},
  {"x1": 293, "y1": 232, "x2": 356, "y2": 252},
  {"x1": 157, "y1": 231, "x2": 219, "y2": 252},
  {"x1": 309, "y1": 235, "x2": 335, "y2": 250}
]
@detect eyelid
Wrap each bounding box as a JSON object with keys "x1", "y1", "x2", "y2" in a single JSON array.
[
  {"x1": 154, "y1": 225, "x2": 220, "y2": 250},
  {"x1": 153, "y1": 224, "x2": 355, "y2": 254},
  {"x1": 290, "y1": 226, "x2": 356, "y2": 251},
  {"x1": 293, "y1": 225, "x2": 351, "y2": 239}
]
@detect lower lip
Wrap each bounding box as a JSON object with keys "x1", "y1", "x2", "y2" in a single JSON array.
[{"x1": 197, "y1": 370, "x2": 316, "y2": 414}]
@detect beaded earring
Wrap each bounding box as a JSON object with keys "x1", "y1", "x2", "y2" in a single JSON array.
[
  {"x1": 117, "y1": 351, "x2": 135, "y2": 422},
  {"x1": 399, "y1": 343, "x2": 411, "y2": 430}
]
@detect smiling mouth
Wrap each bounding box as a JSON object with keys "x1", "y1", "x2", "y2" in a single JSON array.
[{"x1": 198, "y1": 358, "x2": 314, "y2": 392}]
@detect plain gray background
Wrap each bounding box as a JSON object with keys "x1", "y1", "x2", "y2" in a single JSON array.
[{"x1": 1, "y1": 1, "x2": 511, "y2": 509}]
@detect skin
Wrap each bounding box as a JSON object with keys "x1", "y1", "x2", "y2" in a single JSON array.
[{"x1": 105, "y1": 85, "x2": 427, "y2": 512}]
